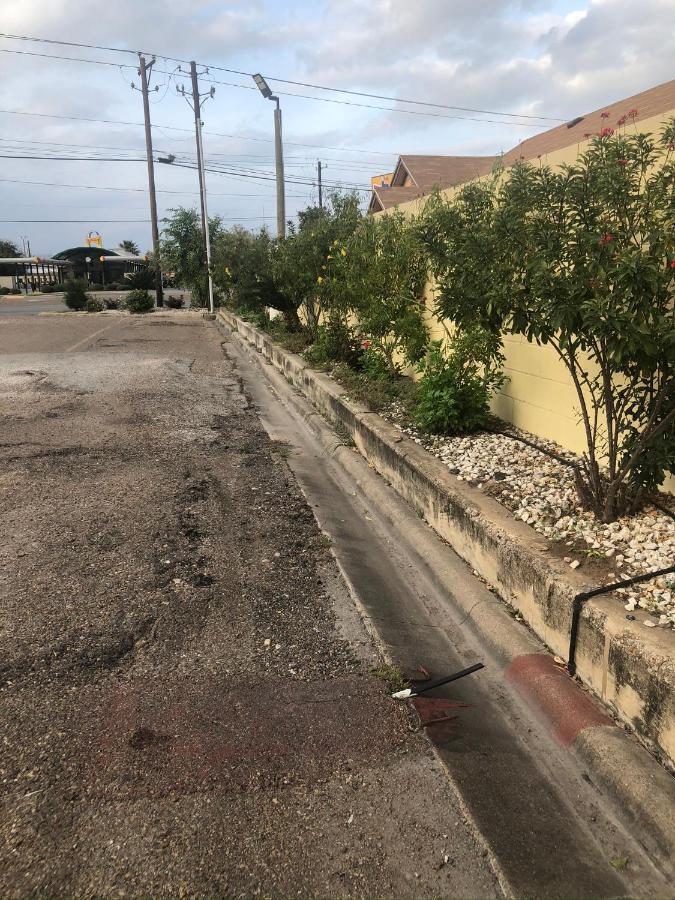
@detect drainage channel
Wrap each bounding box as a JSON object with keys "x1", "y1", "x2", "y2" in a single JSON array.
[{"x1": 221, "y1": 329, "x2": 670, "y2": 899}]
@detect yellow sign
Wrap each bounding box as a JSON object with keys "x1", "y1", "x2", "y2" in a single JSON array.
[{"x1": 85, "y1": 230, "x2": 103, "y2": 248}]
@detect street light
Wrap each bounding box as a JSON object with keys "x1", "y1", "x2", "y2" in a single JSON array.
[{"x1": 252, "y1": 73, "x2": 286, "y2": 238}]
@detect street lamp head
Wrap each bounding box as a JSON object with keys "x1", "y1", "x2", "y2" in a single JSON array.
[{"x1": 253, "y1": 73, "x2": 273, "y2": 99}]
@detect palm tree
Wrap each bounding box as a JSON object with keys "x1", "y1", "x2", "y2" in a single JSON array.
[{"x1": 119, "y1": 239, "x2": 139, "y2": 255}]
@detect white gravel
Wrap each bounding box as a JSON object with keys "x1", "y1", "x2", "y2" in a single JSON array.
[{"x1": 386, "y1": 404, "x2": 675, "y2": 628}]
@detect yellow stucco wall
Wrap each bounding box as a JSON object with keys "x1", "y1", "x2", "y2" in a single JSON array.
[{"x1": 379, "y1": 109, "x2": 675, "y2": 494}]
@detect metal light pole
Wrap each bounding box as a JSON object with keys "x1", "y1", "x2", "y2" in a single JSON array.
[{"x1": 253, "y1": 74, "x2": 286, "y2": 238}]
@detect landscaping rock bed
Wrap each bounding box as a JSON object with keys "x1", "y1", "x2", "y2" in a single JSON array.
[{"x1": 386, "y1": 404, "x2": 675, "y2": 629}]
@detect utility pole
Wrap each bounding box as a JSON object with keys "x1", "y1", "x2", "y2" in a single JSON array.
[
  {"x1": 317, "y1": 161, "x2": 323, "y2": 209},
  {"x1": 189, "y1": 62, "x2": 208, "y2": 261},
  {"x1": 136, "y1": 54, "x2": 163, "y2": 307},
  {"x1": 178, "y1": 63, "x2": 215, "y2": 315},
  {"x1": 273, "y1": 100, "x2": 286, "y2": 237}
]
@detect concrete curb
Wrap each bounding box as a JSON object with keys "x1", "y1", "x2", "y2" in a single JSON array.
[{"x1": 216, "y1": 310, "x2": 675, "y2": 863}]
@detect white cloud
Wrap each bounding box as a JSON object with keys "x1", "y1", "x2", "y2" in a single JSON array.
[{"x1": 0, "y1": 0, "x2": 673, "y2": 252}]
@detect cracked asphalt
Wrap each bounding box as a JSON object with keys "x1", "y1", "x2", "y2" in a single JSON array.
[{"x1": 0, "y1": 311, "x2": 499, "y2": 898}]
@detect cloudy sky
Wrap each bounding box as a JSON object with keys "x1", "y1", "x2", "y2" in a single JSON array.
[{"x1": 0, "y1": 0, "x2": 673, "y2": 255}]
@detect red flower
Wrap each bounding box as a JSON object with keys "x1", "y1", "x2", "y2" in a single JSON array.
[
  {"x1": 616, "y1": 115, "x2": 628, "y2": 127},
  {"x1": 597, "y1": 127, "x2": 614, "y2": 138},
  {"x1": 670, "y1": 260, "x2": 675, "y2": 269},
  {"x1": 361, "y1": 339, "x2": 372, "y2": 350},
  {"x1": 627, "y1": 108, "x2": 638, "y2": 119},
  {"x1": 600, "y1": 111, "x2": 610, "y2": 119},
  {"x1": 598, "y1": 233, "x2": 614, "y2": 246},
  {"x1": 669, "y1": 143, "x2": 675, "y2": 150},
  {"x1": 583, "y1": 132, "x2": 591, "y2": 139},
  {"x1": 617, "y1": 159, "x2": 627, "y2": 167}
]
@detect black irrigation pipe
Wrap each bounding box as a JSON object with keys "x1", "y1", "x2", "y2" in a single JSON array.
[{"x1": 567, "y1": 564, "x2": 675, "y2": 675}]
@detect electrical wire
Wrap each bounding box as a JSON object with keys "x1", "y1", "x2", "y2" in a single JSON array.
[
  {"x1": 0, "y1": 46, "x2": 548, "y2": 128},
  {"x1": 0, "y1": 216, "x2": 282, "y2": 223},
  {"x1": 0, "y1": 31, "x2": 563, "y2": 123},
  {"x1": 0, "y1": 108, "x2": 398, "y2": 156},
  {"x1": 0, "y1": 176, "x2": 312, "y2": 199},
  {"x1": 0, "y1": 138, "x2": 381, "y2": 168}
]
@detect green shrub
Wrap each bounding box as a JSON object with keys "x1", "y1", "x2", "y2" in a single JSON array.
[
  {"x1": 88, "y1": 282, "x2": 103, "y2": 291},
  {"x1": 414, "y1": 329, "x2": 505, "y2": 435},
  {"x1": 266, "y1": 318, "x2": 312, "y2": 354},
  {"x1": 41, "y1": 284, "x2": 55, "y2": 293},
  {"x1": 360, "y1": 345, "x2": 393, "y2": 380},
  {"x1": 235, "y1": 306, "x2": 269, "y2": 329},
  {"x1": 103, "y1": 296, "x2": 122, "y2": 310},
  {"x1": 124, "y1": 289, "x2": 154, "y2": 313},
  {"x1": 126, "y1": 268, "x2": 155, "y2": 289},
  {"x1": 304, "y1": 321, "x2": 362, "y2": 368},
  {"x1": 164, "y1": 295, "x2": 184, "y2": 309},
  {"x1": 0, "y1": 286, "x2": 12, "y2": 295},
  {"x1": 63, "y1": 279, "x2": 89, "y2": 311},
  {"x1": 85, "y1": 296, "x2": 105, "y2": 313}
]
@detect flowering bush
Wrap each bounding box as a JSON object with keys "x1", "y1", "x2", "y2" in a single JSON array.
[
  {"x1": 422, "y1": 120, "x2": 675, "y2": 521},
  {"x1": 339, "y1": 211, "x2": 429, "y2": 374}
]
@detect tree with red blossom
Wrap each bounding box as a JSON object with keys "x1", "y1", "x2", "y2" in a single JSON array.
[{"x1": 422, "y1": 117, "x2": 675, "y2": 521}]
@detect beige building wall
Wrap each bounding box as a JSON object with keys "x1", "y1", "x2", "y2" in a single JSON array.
[{"x1": 380, "y1": 108, "x2": 675, "y2": 494}]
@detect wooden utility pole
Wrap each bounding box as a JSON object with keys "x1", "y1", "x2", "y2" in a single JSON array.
[
  {"x1": 187, "y1": 61, "x2": 215, "y2": 315},
  {"x1": 137, "y1": 54, "x2": 163, "y2": 307},
  {"x1": 189, "y1": 62, "x2": 208, "y2": 260},
  {"x1": 317, "y1": 160, "x2": 323, "y2": 209}
]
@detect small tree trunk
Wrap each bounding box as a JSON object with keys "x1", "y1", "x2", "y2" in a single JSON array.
[{"x1": 283, "y1": 306, "x2": 302, "y2": 332}]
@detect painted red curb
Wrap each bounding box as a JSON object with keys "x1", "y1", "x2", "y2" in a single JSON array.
[{"x1": 506, "y1": 653, "x2": 612, "y2": 746}]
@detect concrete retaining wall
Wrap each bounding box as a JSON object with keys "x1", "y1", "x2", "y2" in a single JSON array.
[{"x1": 219, "y1": 310, "x2": 675, "y2": 770}]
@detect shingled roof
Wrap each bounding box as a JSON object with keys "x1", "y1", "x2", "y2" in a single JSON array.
[
  {"x1": 368, "y1": 78, "x2": 675, "y2": 214},
  {"x1": 502, "y1": 78, "x2": 675, "y2": 165},
  {"x1": 368, "y1": 185, "x2": 422, "y2": 213},
  {"x1": 392, "y1": 154, "x2": 498, "y2": 191}
]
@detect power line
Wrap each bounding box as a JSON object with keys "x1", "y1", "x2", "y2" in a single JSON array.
[
  {"x1": 0, "y1": 176, "x2": 312, "y2": 199},
  {"x1": 0, "y1": 45, "x2": 548, "y2": 128},
  {"x1": 203, "y1": 73, "x2": 550, "y2": 128},
  {"x1": 0, "y1": 137, "x2": 388, "y2": 168},
  {"x1": 0, "y1": 216, "x2": 281, "y2": 223},
  {"x1": 0, "y1": 108, "x2": 398, "y2": 156},
  {"x1": 0, "y1": 154, "x2": 147, "y2": 162},
  {"x1": 0, "y1": 46, "x2": 132, "y2": 67},
  {"x1": 0, "y1": 146, "x2": 370, "y2": 189},
  {"x1": 0, "y1": 219, "x2": 153, "y2": 223},
  {"x1": 220, "y1": 72, "x2": 565, "y2": 122},
  {"x1": 0, "y1": 32, "x2": 139, "y2": 56},
  {"x1": 0, "y1": 31, "x2": 562, "y2": 123}
]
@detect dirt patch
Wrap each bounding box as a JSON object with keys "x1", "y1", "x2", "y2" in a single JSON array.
[{"x1": 0, "y1": 313, "x2": 498, "y2": 898}]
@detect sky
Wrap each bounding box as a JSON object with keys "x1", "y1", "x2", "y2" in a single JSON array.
[{"x1": 0, "y1": 0, "x2": 673, "y2": 256}]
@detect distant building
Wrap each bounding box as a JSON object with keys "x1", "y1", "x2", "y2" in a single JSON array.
[{"x1": 52, "y1": 246, "x2": 148, "y2": 284}]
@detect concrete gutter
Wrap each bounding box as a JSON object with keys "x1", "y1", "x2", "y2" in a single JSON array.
[{"x1": 217, "y1": 309, "x2": 675, "y2": 861}]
